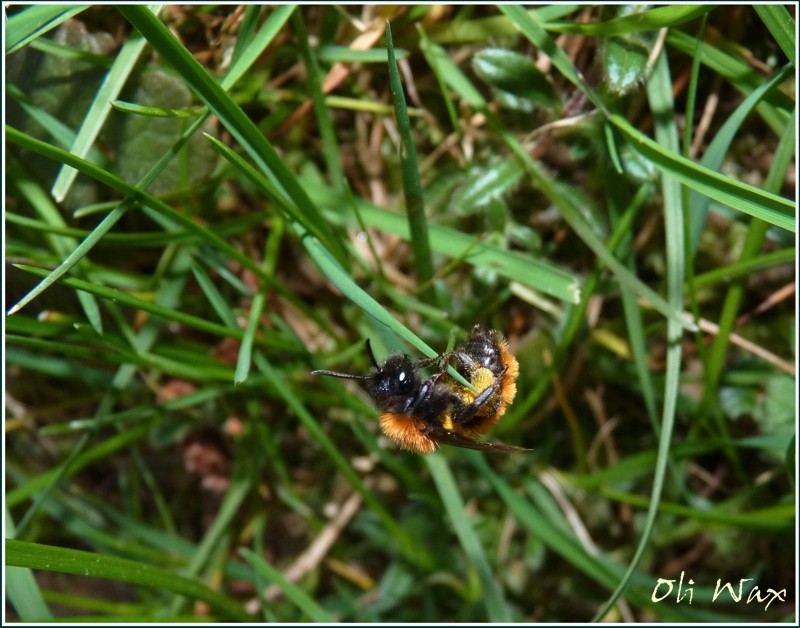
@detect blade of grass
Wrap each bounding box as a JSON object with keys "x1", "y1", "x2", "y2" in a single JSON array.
[
  {"x1": 754, "y1": 5, "x2": 796, "y2": 64},
  {"x1": 5, "y1": 210, "x2": 194, "y2": 246},
  {"x1": 8, "y1": 158, "x2": 102, "y2": 333},
  {"x1": 7, "y1": 424, "x2": 152, "y2": 509},
  {"x1": 702, "y1": 108, "x2": 797, "y2": 406},
  {"x1": 593, "y1": 50, "x2": 686, "y2": 621},
  {"x1": 190, "y1": 264, "x2": 240, "y2": 328},
  {"x1": 666, "y1": 29, "x2": 791, "y2": 134},
  {"x1": 417, "y1": 26, "x2": 461, "y2": 138},
  {"x1": 309, "y1": 182, "x2": 581, "y2": 303},
  {"x1": 611, "y1": 113, "x2": 795, "y2": 232},
  {"x1": 233, "y1": 214, "x2": 286, "y2": 383},
  {"x1": 5, "y1": 539, "x2": 253, "y2": 622},
  {"x1": 4, "y1": 4, "x2": 88, "y2": 54},
  {"x1": 386, "y1": 21, "x2": 436, "y2": 304},
  {"x1": 4, "y1": 128, "x2": 300, "y2": 315},
  {"x1": 684, "y1": 62, "x2": 795, "y2": 252},
  {"x1": 691, "y1": 248, "x2": 796, "y2": 290},
  {"x1": 234, "y1": 271, "x2": 269, "y2": 385},
  {"x1": 546, "y1": 5, "x2": 712, "y2": 36},
  {"x1": 292, "y1": 10, "x2": 344, "y2": 190},
  {"x1": 169, "y1": 477, "x2": 252, "y2": 615},
  {"x1": 5, "y1": 509, "x2": 53, "y2": 620},
  {"x1": 602, "y1": 488, "x2": 794, "y2": 531},
  {"x1": 6, "y1": 6, "x2": 296, "y2": 316},
  {"x1": 116, "y1": 5, "x2": 346, "y2": 264},
  {"x1": 51, "y1": 4, "x2": 161, "y2": 202},
  {"x1": 11, "y1": 264, "x2": 277, "y2": 346},
  {"x1": 240, "y1": 549, "x2": 336, "y2": 622},
  {"x1": 426, "y1": 454, "x2": 512, "y2": 622},
  {"x1": 39, "y1": 386, "x2": 222, "y2": 435},
  {"x1": 5, "y1": 83, "x2": 107, "y2": 161},
  {"x1": 428, "y1": 5, "x2": 580, "y2": 44}
]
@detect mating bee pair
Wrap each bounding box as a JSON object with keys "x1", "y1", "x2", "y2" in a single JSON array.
[{"x1": 313, "y1": 325, "x2": 528, "y2": 454}]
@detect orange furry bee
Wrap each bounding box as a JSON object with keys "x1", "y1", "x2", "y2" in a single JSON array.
[{"x1": 312, "y1": 326, "x2": 528, "y2": 454}]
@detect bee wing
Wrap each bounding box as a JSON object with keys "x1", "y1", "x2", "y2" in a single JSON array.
[{"x1": 428, "y1": 426, "x2": 531, "y2": 454}]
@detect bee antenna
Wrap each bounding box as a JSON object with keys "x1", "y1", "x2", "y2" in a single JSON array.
[
  {"x1": 365, "y1": 339, "x2": 382, "y2": 372},
  {"x1": 311, "y1": 369, "x2": 371, "y2": 380}
]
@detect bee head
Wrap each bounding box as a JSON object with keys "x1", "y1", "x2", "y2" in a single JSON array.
[
  {"x1": 366, "y1": 353, "x2": 421, "y2": 408},
  {"x1": 312, "y1": 340, "x2": 422, "y2": 410}
]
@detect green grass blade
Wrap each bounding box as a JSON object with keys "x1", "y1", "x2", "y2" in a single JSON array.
[
  {"x1": 547, "y1": 5, "x2": 713, "y2": 36},
  {"x1": 703, "y1": 108, "x2": 797, "y2": 402},
  {"x1": 602, "y1": 488, "x2": 795, "y2": 531},
  {"x1": 5, "y1": 539, "x2": 253, "y2": 622},
  {"x1": 691, "y1": 248, "x2": 796, "y2": 289},
  {"x1": 304, "y1": 235, "x2": 437, "y2": 358},
  {"x1": 234, "y1": 277, "x2": 267, "y2": 385},
  {"x1": 686, "y1": 63, "x2": 794, "y2": 252},
  {"x1": 190, "y1": 263, "x2": 240, "y2": 328},
  {"x1": 13, "y1": 264, "x2": 246, "y2": 342},
  {"x1": 498, "y1": 5, "x2": 605, "y2": 113},
  {"x1": 7, "y1": 424, "x2": 151, "y2": 509},
  {"x1": 4, "y1": 4, "x2": 88, "y2": 54},
  {"x1": 240, "y1": 549, "x2": 335, "y2": 622},
  {"x1": 51, "y1": 5, "x2": 160, "y2": 202},
  {"x1": 311, "y1": 186, "x2": 581, "y2": 304},
  {"x1": 666, "y1": 29, "x2": 791, "y2": 134},
  {"x1": 7, "y1": 158, "x2": 103, "y2": 333},
  {"x1": 426, "y1": 454, "x2": 512, "y2": 622},
  {"x1": 610, "y1": 114, "x2": 795, "y2": 232},
  {"x1": 223, "y1": 6, "x2": 295, "y2": 89},
  {"x1": 5, "y1": 509, "x2": 53, "y2": 620},
  {"x1": 754, "y1": 5, "x2": 795, "y2": 65},
  {"x1": 168, "y1": 478, "x2": 252, "y2": 615},
  {"x1": 417, "y1": 27, "x2": 461, "y2": 137},
  {"x1": 594, "y1": 51, "x2": 686, "y2": 621},
  {"x1": 292, "y1": 10, "x2": 344, "y2": 190},
  {"x1": 116, "y1": 5, "x2": 346, "y2": 264},
  {"x1": 4, "y1": 127, "x2": 294, "y2": 314},
  {"x1": 386, "y1": 21, "x2": 436, "y2": 303}
]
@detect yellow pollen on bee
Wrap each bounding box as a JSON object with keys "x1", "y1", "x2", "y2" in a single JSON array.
[{"x1": 461, "y1": 367, "x2": 495, "y2": 403}]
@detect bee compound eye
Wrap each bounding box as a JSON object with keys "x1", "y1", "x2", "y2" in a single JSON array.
[{"x1": 396, "y1": 369, "x2": 416, "y2": 393}]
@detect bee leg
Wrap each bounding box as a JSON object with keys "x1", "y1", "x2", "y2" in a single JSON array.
[
  {"x1": 414, "y1": 352, "x2": 458, "y2": 374},
  {"x1": 406, "y1": 371, "x2": 441, "y2": 411},
  {"x1": 436, "y1": 350, "x2": 476, "y2": 381},
  {"x1": 451, "y1": 350, "x2": 477, "y2": 371},
  {"x1": 413, "y1": 355, "x2": 439, "y2": 369},
  {"x1": 404, "y1": 369, "x2": 454, "y2": 416},
  {"x1": 451, "y1": 375, "x2": 504, "y2": 425}
]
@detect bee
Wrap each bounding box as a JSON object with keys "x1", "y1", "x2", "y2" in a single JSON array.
[{"x1": 311, "y1": 327, "x2": 528, "y2": 454}]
